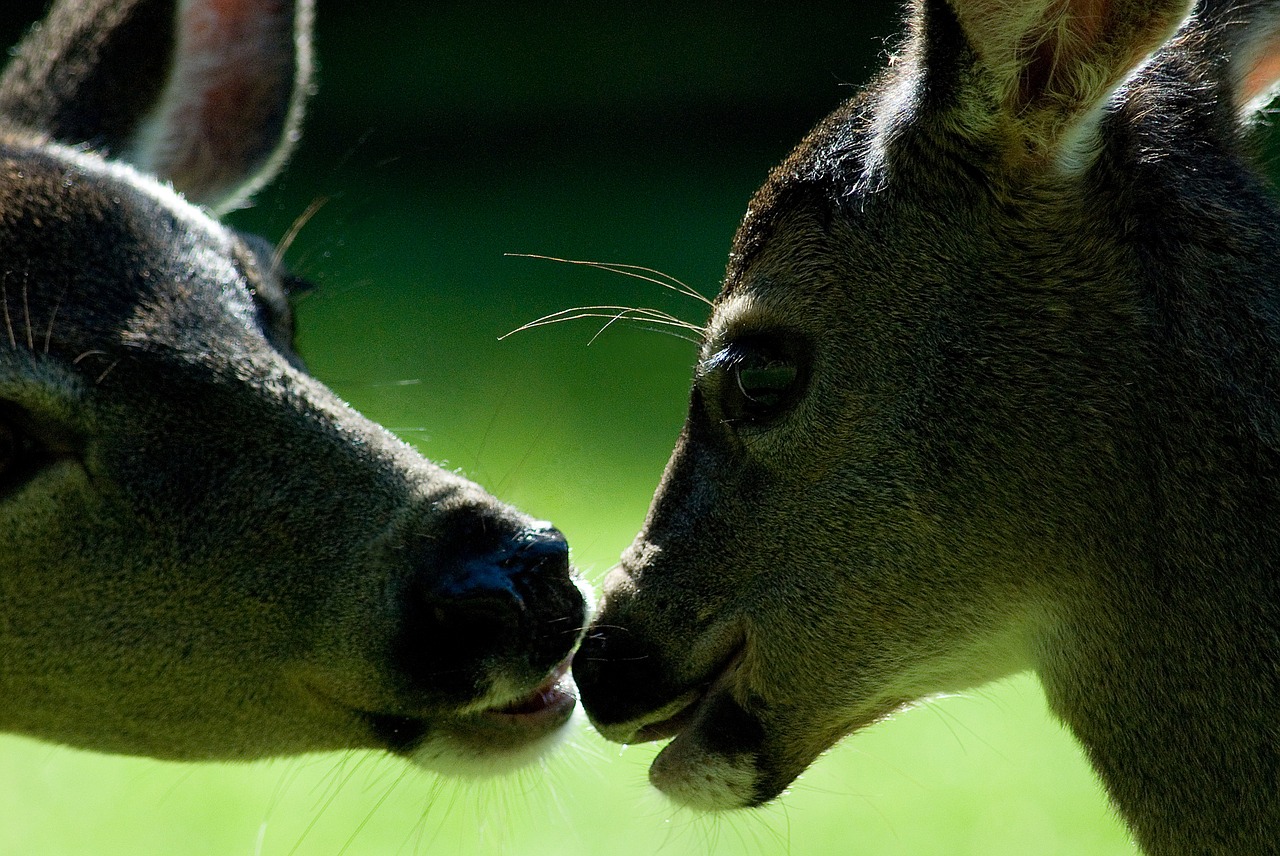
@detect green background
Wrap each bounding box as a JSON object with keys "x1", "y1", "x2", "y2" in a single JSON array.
[{"x1": 0, "y1": 2, "x2": 1139, "y2": 854}]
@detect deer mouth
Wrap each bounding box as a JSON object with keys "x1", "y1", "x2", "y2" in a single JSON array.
[
  {"x1": 595, "y1": 646, "x2": 747, "y2": 745},
  {"x1": 641, "y1": 647, "x2": 782, "y2": 809},
  {"x1": 476, "y1": 660, "x2": 577, "y2": 727},
  {"x1": 631, "y1": 690, "x2": 703, "y2": 742},
  {"x1": 355, "y1": 657, "x2": 578, "y2": 769},
  {"x1": 576, "y1": 631, "x2": 778, "y2": 807}
]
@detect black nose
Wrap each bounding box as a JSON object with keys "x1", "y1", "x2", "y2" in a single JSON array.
[
  {"x1": 394, "y1": 523, "x2": 585, "y2": 702},
  {"x1": 426, "y1": 526, "x2": 572, "y2": 654},
  {"x1": 572, "y1": 621, "x2": 667, "y2": 728}
]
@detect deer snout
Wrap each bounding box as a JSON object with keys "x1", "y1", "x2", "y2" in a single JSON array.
[
  {"x1": 419, "y1": 525, "x2": 581, "y2": 674},
  {"x1": 323, "y1": 505, "x2": 590, "y2": 770},
  {"x1": 388, "y1": 512, "x2": 587, "y2": 709}
]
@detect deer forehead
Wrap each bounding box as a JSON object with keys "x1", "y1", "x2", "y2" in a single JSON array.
[
  {"x1": 1, "y1": 133, "x2": 227, "y2": 238},
  {"x1": 0, "y1": 138, "x2": 266, "y2": 358}
]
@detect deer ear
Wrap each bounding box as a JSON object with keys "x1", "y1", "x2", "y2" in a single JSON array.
[
  {"x1": 911, "y1": 0, "x2": 1192, "y2": 168},
  {"x1": 1208, "y1": 4, "x2": 1280, "y2": 119},
  {"x1": 0, "y1": 0, "x2": 313, "y2": 213}
]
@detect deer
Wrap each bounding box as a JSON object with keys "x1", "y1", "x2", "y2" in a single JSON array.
[
  {"x1": 0, "y1": 0, "x2": 587, "y2": 775},
  {"x1": 571, "y1": 0, "x2": 1280, "y2": 852}
]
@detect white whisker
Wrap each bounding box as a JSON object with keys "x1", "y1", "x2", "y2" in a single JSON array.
[
  {"x1": 43, "y1": 284, "x2": 67, "y2": 355},
  {"x1": 506, "y1": 252, "x2": 713, "y2": 306},
  {"x1": 94, "y1": 359, "x2": 121, "y2": 385},
  {"x1": 21, "y1": 273, "x2": 33, "y2": 351},
  {"x1": 71, "y1": 350, "x2": 109, "y2": 365},
  {"x1": 501, "y1": 305, "x2": 704, "y2": 341},
  {"x1": 1, "y1": 279, "x2": 15, "y2": 349},
  {"x1": 501, "y1": 254, "x2": 709, "y2": 345}
]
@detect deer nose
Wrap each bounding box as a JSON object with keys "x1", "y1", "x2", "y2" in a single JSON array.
[
  {"x1": 423, "y1": 526, "x2": 573, "y2": 659},
  {"x1": 392, "y1": 521, "x2": 584, "y2": 703}
]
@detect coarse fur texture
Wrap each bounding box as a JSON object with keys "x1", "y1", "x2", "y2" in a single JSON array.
[
  {"x1": 574, "y1": 1, "x2": 1280, "y2": 853},
  {"x1": 0, "y1": 0, "x2": 587, "y2": 773}
]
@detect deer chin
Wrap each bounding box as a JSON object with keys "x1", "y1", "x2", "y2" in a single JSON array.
[
  {"x1": 631, "y1": 652, "x2": 900, "y2": 811},
  {"x1": 637, "y1": 649, "x2": 778, "y2": 810},
  {"x1": 582, "y1": 645, "x2": 778, "y2": 809},
  {"x1": 425, "y1": 663, "x2": 582, "y2": 776}
]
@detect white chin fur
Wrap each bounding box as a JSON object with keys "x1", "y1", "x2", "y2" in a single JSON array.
[
  {"x1": 648, "y1": 729, "x2": 760, "y2": 810},
  {"x1": 408, "y1": 704, "x2": 585, "y2": 779}
]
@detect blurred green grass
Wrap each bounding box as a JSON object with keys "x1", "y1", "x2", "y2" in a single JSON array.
[{"x1": 0, "y1": 3, "x2": 1138, "y2": 854}]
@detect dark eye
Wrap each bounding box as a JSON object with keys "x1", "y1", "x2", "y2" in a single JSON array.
[
  {"x1": 279, "y1": 272, "x2": 316, "y2": 298},
  {"x1": 737, "y1": 361, "x2": 798, "y2": 408},
  {"x1": 0, "y1": 419, "x2": 14, "y2": 472},
  {"x1": 0, "y1": 412, "x2": 52, "y2": 498},
  {"x1": 711, "y1": 335, "x2": 808, "y2": 425},
  {"x1": 250, "y1": 283, "x2": 298, "y2": 351},
  {"x1": 233, "y1": 233, "x2": 310, "y2": 362},
  {"x1": 246, "y1": 272, "x2": 308, "y2": 369}
]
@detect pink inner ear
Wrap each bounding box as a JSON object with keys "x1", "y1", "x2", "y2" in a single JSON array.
[
  {"x1": 137, "y1": 0, "x2": 297, "y2": 207},
  {"x1": 1242, "y1": 43, "x2": 1280, "y2": 108},
  {"x1": 179, "y1": 0, "x2": 290, "y2": 166},
  {"x1": 1016, "y1": 0, "x2": 1115, "y2": 108}
]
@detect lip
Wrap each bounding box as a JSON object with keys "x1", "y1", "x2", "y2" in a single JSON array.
[
  {"x1": 476, "y1": 660, "x2": 577, "y2": 729},
  {"x1": 328, "y1": 656, "x2": 579, "y2": 756},
  {"x1": 614, "y1": 646, "x2": 745, "y2": 744},
  {"x1": 633, "y1": 690, "x2": 701, "y2": 741}
]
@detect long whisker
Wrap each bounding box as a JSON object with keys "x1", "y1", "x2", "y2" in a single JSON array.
[
  {"x1": 505, "y1": 253, "x2": 713, "y2": 306},
  {"x1": 585, "y1": 308, "x2": 629, "y2": 346},
  {"x1": 94, "y1": 358, "x2": 121, "y2": 385},
  {"x1": 582, "y1": 307, "x2": 702, "y2": 346},
  {"x1": 72, "y1": 349, "x2": 109, "y2": 365},
  {"x1": 22, "y1": 272, "x2": 34, "y2": 351},
  {"x1": 285, "y1": 753, "x2": 369, "y2": 856},
  {"x1": 580, "y1": 311, "x2": 702, "y2": 346},
  {"x1": 503, "y1": 304, "x2": 702, "y2": 332},
  {"x1": 335, "y1": 762, "x2": 413, "y2": 856},
  {"x1": 43, "y1": 284, "x2": 68, "y2": 355},
  {"x1": 499, "y1": 304, "x2": 704, "y2": 343},
  {"x1": 1, "y1": 279, "x2": 15, "y2": 349},
  {"x1": 272, "y1": 195, "x2": 329, "y2": 274},
  {"x1": 598, "y1": 262, "x2": 713, "y2": 306}
]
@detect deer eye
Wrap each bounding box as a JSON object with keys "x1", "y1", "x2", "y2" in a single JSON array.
[
  {"x1": 711, "y1": 335, "x2": 808, "y2": 426},
  {"x1": 0, "y1": 420, "x2": 13, "y2": 471},
  {"x1": 0, "y1": 412, "x2": 51, "y2": 497},
  {"x1": 737, "y1": 362, "x2": 797, "y2": 406}
]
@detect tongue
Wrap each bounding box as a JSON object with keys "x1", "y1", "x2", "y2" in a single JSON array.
[{"x1": 493, "y1": 665, "x2": 573, "y2": 715}]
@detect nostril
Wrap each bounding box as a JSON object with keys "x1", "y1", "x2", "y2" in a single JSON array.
[
  {"x1": 437, "y1": 526, "x2": 568, "y2": 598},
  {"x1": 391, "y1": 519, "x2": 584, "y2": 701},
  {"x1": 423, "y1": 589, "x2": 523, "y2": 652},
  {"x1": 419, "y1": 525, "x2": 575, "y2": 643}
]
